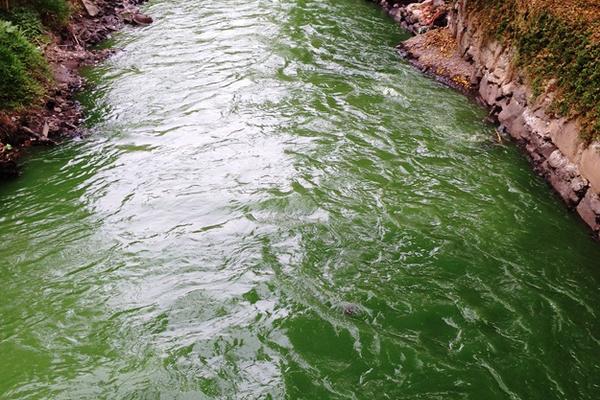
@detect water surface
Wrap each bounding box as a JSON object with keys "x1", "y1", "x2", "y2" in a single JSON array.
[{"x1": 1, "y1": 0, "x2": 600, "y2": 398}]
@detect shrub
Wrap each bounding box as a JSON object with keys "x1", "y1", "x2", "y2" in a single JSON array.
[
  {"x1": 2, "y1": 0, "x2": 70, "y2": 25},
  {"x1": 30, "y1": 0, "x2": 70, "y2": 24},
  {"x1": 0, "y1": 6, "x2": 45, "y2": 41},
  {"x1": 0, "y1": 20, "x2": 48, "y2": 109}
]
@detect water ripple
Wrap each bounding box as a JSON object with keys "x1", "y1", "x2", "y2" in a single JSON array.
[{"x1": 0, "y1": 0, "x2": 600, "y2": 399}]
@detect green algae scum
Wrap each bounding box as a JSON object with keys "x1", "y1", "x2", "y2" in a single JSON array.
[{"x1": 1, "y1": 0, "x2": 600, "y2": 398}]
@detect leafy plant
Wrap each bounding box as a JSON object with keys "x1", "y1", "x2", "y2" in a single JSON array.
[
  {"x1": 0, "y1": 20, "x2": 48, "y2": 109},
  {"x1": 0, "y1": 6, "x2": 45, "y2": 41}
]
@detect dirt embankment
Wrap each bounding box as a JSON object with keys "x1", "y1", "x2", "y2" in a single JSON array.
[
  {"x1": 0, "y1": 0, "x2": 152, "y2": 179},
  {"x1": 375, "y1": 0, "x2": 600, "y2": 238}
]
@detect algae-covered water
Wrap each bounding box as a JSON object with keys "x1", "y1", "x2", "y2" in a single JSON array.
[{"x1": 1, "y1": 0, "x2": 599, "y2": 398}]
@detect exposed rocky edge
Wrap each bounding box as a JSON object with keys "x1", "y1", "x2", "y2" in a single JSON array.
[
  {"x1": 378, "y1": 0, "x2": 600, "y2": 237},
  {"x1": 0, "y1": 0, "x2": 152, "y2": 179},
  {"x1": 375, "y1": 0, "x2": 448, "y2": 35},
  {"x1": 396, "y1": 28, "x2": 474, "y2": 94}
]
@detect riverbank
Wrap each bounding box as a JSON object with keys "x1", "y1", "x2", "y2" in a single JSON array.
[
  {"x1": 376, "y1": 0, "x2": 600, "y2": 237},
  {"x1": 0, "y1": 0, "x2": 151, "y2": 178}
]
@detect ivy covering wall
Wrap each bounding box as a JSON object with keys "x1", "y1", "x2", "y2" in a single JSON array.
[{"x1": 466, "y1": 0, "x2": 600, "y2": 141}]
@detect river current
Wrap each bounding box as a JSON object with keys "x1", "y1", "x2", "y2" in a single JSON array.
[{"x1": 1, "y1": 0, "x2": 600, "y2": 398}]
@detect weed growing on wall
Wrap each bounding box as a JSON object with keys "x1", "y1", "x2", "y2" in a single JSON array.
[{"x1": 467, "y1": 0, "x2": 600, "y2": 141}]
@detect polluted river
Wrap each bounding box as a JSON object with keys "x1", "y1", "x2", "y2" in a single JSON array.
[{"x1": 1, "y1": 0, "x2": 600, "y2": 398}]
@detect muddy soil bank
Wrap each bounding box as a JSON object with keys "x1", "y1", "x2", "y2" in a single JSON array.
[
  {"x1": 375, "y1": 0, "x2": 600, "y2": 238},
  {"x1": 0, "y1": 0, "x2": 152, "y2": 179}
]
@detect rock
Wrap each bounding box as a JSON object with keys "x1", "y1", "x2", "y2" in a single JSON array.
[
  {"x1": 334, "y1": 302, "x2": 364, "y2": 317},
  {"x1": 547, "y1": 149, "x2": 568, "y2": 170},
  {"x1": 538, "y1": 141, "x2": 558, "y2": 159},
  {"x1": 80, "y1": 0, "x2": 100, "y2": 17},
  {"x1": 132, "y1": 13, "x2": 153, "y2": 26},
  {"x1": 549, "y1": 119, "x2": 582, "y2": 162},
  {"x1": 497, "y1": 99, "x2": 528, "y2": 140},
  {"x1": 571, "y1": 176, "x2": 589, "y2": 195},
  {"x1": 580, "y1": 144, "x2": 600, "y2": 192},
  {"x1": 577, "y1": 190, "x2": 600, "y2": 233}
]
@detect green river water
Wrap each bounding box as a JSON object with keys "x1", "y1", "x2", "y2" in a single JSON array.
[{"x1": 1, "y1": 0, "x2": 600, "y2": 398}]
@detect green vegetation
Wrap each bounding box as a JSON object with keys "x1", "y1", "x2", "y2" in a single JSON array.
[
  {"x1": 467, "y1": 0, "x2": 600, "y2": 141},
  {"x1": 0, "y1": 20, "x2": 47, "y2": 109},
  {"x1": 1, "y1": 7, "x2": 45, "y2": 41},
  {"x1": 3, "y1": 0, "x2": 70, "y2": 25},
  {"x1": 0, "y1": 0, "x2": 71, "y2": 110}
]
